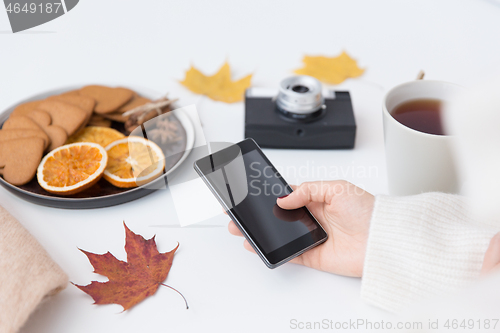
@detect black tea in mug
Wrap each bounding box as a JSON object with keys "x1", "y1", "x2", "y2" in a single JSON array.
[{"x1": 391, "y1": 99, "x2": 445, "y2": 135}]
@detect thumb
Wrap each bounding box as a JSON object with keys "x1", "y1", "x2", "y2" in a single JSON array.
[
  {"x1": 277, "y1": 181, "x2": 337, "y2": 210},
  {"x1": 482, "y1": 232, "x2": 500, "y2": 275}
]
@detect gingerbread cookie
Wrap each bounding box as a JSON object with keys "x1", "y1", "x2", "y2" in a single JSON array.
[
  {"x1": 2, "y1": 115, "x2": 43, "y2": 131},
  {"x1": 43, "y1": 126, "x2": 68, "y2": 151},
  {"x1": 48, "y1": 94, "x2": 95, "y2": 117},
  {"x1": 79, "y1": 85, "x2": 134, "y2": 114},
  {"x1": 2, "y1": 116, "x2": 51, "y2": 147},
  {"x1": 88, "y1": 114, "x2": 112, "y2": 127},
  {"x1": 100, "y1": 112, "x2": 129, "y2": 123},
  {"x1": 48, "y1": 94, "x2": 95, "y2": 132},
  {"x1": 26, "y1": 109, "x2": 51, "y2": 127},
  {"x1": 10, "y1": 100, "x2": 43, "y2": 117},
  {"x1": 25, "y1": 109, "x2": 68, "y2": 152},
  {"x1": 0, "y1": 129, "x2": 49, "y2": 150},
  {"x1": 36, "y1": 100, "x2": 87, "y2": 136},
  {"x1": 117, "y1": 97, "x2": 151, "y2": 113},
  {"x1": 59, "y1": 90, "x2": 81, "y2": 97},
  {"x1": 0, "y1": 137, "x2": 45, "y2": 185}
]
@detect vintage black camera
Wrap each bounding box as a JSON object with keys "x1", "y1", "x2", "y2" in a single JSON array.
[{"x1": 244, "y1": 76, "x2": 356, "y2": 149}]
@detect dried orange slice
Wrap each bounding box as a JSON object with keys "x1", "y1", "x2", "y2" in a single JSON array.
[
  {"x1": 66, "y1": 126, "x2": 125, "y2": 148},
  {"x1": 103, "y1": 137, "x2": 165, "y2": 188},
  {"x1": 37, "y1": 142, "x2": 108, "y2": 195}
]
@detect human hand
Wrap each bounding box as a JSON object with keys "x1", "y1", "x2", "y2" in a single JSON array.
[
  {"x1": 227, "y1": 180, "x2": 375, "y2": 277},
  {"x1": 481, "y1": 232, "x2": 500, "y2": 275}
]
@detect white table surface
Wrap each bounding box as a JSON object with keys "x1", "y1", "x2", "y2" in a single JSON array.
[{"x1": 1, "y1": 0, "x2": 500, "y2": 332}]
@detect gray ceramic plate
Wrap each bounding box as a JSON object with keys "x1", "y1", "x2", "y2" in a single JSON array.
[{"x1": 0, "y1": 85, "x2": 195, "y2": 209}]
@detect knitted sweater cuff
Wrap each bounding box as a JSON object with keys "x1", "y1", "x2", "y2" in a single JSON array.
[{"x1": 361, "y1": 193, "x2": 495, "y2": 313}]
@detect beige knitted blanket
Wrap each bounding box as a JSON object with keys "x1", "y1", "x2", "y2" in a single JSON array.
[{"x1": 0, "y1": 205, "x2": 68, "y2": 333}]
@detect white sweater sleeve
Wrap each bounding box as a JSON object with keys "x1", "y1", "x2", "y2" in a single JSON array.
[{"x1": 361, "y1": 192, "x2": 498, "y2": 313}]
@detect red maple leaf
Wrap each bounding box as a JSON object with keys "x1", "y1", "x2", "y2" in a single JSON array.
[{"x1": 74, "y1": 222, "x2": 187, "y2": 311}]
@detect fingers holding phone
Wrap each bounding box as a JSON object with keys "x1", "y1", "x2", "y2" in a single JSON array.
[{"x1": 195, "y1": 139, "x2": 327, "y2": 268}]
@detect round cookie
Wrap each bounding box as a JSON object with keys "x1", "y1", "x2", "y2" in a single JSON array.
[{"x1": 79, "y1": 85, "x2": 134, "y2": 114}]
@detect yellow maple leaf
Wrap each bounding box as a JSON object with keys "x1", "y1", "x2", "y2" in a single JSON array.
[
  {"x1": 180, "y1": 62, "x2": 252, "y2": 103},
  {"x1": 294, "y1": 51, "x2": 365, "y2": 85}
]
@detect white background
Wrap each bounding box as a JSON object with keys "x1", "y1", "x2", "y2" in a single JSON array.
[{"x1": 1, "y1": 0, "x2": 500, "y2": 332}]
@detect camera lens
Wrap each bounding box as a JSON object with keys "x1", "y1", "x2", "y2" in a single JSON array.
[
  {"x1": 292, "y1": 85, "x2": 309, "y2": 93},
  {"x1": 276, "y1": 76, "x2": 324, "y2": 115}
]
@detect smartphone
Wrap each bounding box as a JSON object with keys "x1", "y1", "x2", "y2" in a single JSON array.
[{"x1": 193, "y1": 138, "x2": 328, "y2": 269}]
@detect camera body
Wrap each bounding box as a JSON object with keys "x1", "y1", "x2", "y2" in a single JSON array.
[{"x1": 244, "y1": 76, "x2": 356, "y2": 149}]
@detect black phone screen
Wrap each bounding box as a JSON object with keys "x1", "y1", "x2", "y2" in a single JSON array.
[{"x1": 195, "y1": 139, "x2": 327, "y2": 267}]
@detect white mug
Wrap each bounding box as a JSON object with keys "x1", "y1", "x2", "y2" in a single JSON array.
[{"x1": 383, "y1": 80, "x2": 464, "y2": 196}]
